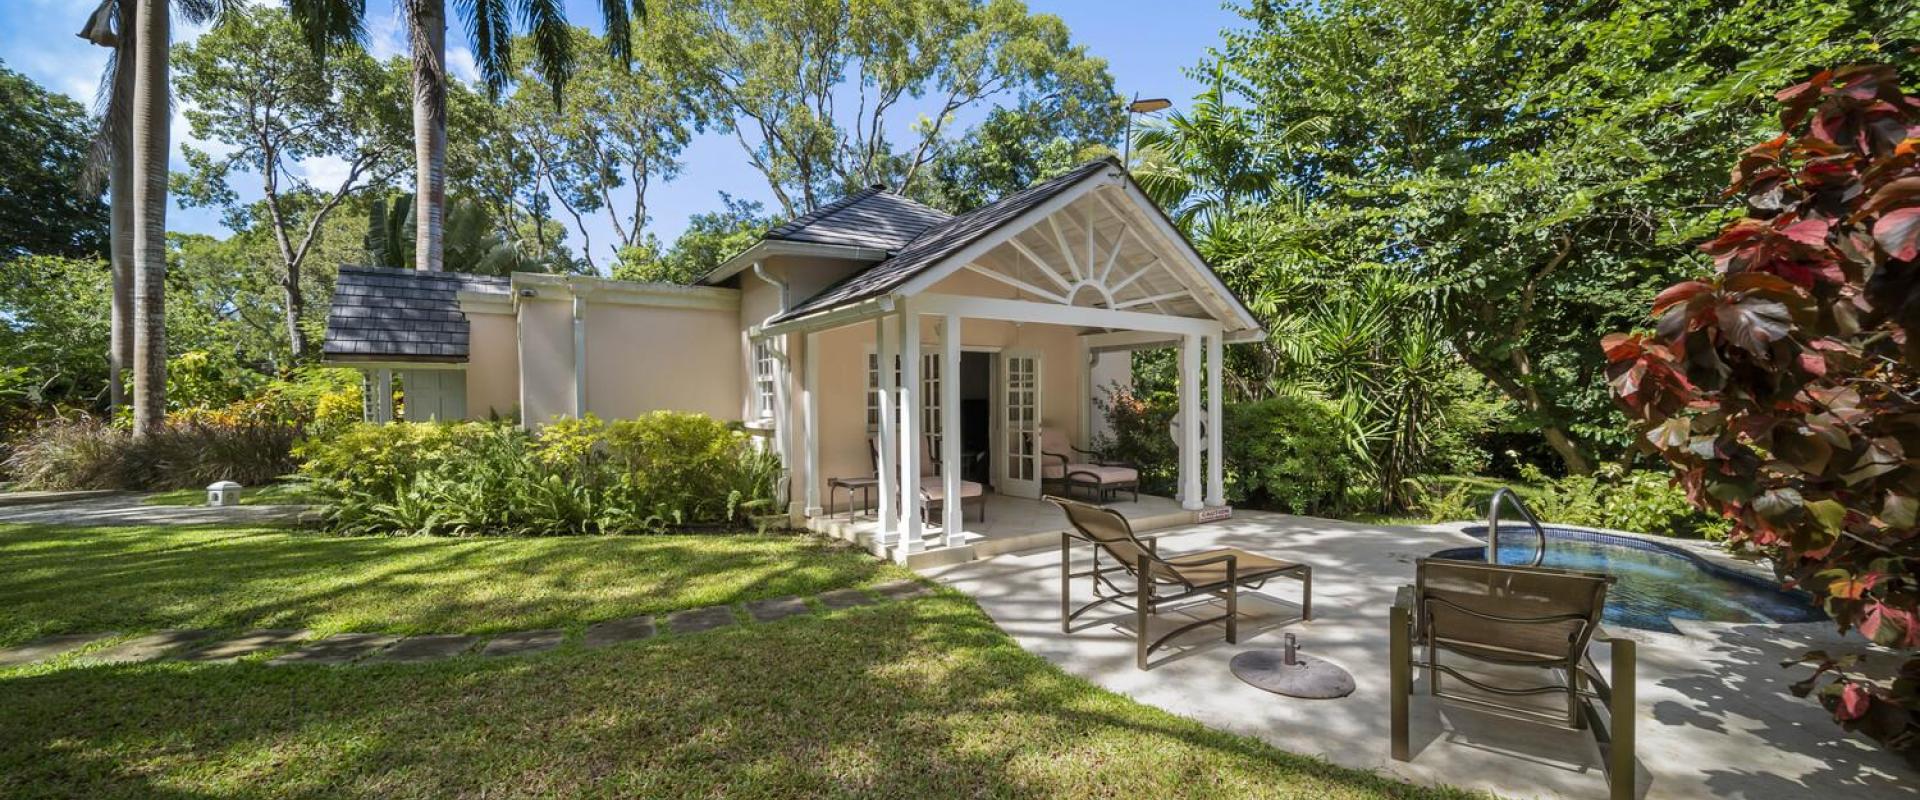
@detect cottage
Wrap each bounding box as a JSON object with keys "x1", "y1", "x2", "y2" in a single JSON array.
[{"x1": 324, "y1": 157, "x2": 1264, "y2": 559}]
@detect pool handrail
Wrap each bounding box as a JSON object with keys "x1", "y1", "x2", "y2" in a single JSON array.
[{"x1": 1487, "y1": 487, "x2": 1548, "y2": 568}]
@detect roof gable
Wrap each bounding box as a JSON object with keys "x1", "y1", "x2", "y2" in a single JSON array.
[
  {"x1": 323, "y1": 267, "x2": 509, "y2": 362},
  {"x1": 773, "y1": 160, "x2": 1115, "y2": 322}
]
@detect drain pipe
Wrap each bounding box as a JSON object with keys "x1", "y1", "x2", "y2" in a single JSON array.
[
  {"x1": 749, "y1": 262, "x2": 794, "y2": 514},
  {"x1": 571, "y1": 287, "x2": 588, "y2": 418}
]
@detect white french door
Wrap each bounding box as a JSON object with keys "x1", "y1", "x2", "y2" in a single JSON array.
[{"x1": 999, "y1": 351, "x2": 1042, "y2": 499}]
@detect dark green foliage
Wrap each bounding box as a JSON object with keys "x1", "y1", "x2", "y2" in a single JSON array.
[
  {"x1": 296, "y1": 412, "x2": 782, "y2": 535},
  {"x1": 1223, "y1": 396, "x2": 1364, "y2": 515},
  {"x1": 612, "y1": 193, "x2": 770, "y2": 284},
  {"x1": 0, "y1": 61, "x2": 107, "y2": 260}
]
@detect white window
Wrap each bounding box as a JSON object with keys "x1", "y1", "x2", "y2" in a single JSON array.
[{"x1": 753, "y1": 340, "x2": 777, "y2": 421}]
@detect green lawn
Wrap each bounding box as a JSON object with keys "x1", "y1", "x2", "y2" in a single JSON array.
[
  {"x1": 0, "y1": 523, "x2": 1477, "y2": 799},
  {"x1": 141, "y1": 483, "x2": 319, "y2": 507},
  {"x1": 0, "y1": 523, "x2": 909, "y2": 646}
]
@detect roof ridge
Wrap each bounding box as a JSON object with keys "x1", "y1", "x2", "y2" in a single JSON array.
[{"x1": 763, "y1": 186, "x2": 889, "y2": 240}]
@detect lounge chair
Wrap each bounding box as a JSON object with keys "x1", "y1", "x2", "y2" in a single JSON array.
[
  {"x1": 1040, "y1": 429, "x2": 1139, "y2": 502},
  {"x1": 1049, "y1": 495, "x2": 1311, "y2": 669},
  {"x1": 1391, "y1": 557, "x2": 1637, "y2": 799},
  {"x1": 868, "y1": 438, "x2": 986, "y2": 525}
]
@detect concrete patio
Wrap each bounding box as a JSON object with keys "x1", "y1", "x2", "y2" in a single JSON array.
[{"x1": 923, "y1": 510, "x2": 1917, "y2": 800}]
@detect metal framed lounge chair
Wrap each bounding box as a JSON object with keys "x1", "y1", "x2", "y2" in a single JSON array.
[
  {"x1": 1040, "y1": 428, "x2": 1139, "y2": 502},
  {"x1": 1390, "y1": 557, "x2": 1637, "y2": 799},
  {"x1": 1049, "y1": 495, "x2": 1310, "y2": 669}
]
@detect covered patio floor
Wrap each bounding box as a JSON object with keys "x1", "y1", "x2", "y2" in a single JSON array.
[
  {"x1": 921, "y1": 510, "x2": 1915, "y2": 800},
  {"x1": 809, "y1": 492, "x2": 1192, "y2": 567}
]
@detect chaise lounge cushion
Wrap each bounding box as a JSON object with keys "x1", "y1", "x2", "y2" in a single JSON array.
[
  {"x1": 1057, "y1": 463, "x2": 1139, "y2": 485},
  {"x1": 919, "y1": 476, "x2": 984, "y2": 502}
]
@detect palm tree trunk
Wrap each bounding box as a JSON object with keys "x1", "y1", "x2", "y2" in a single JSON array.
[
  {"x1": 409, "y1": 0, "x2": 447, "y2": 272},
  {"x1": 129, "y1": 0, "x2": 169, "y2": 436},
  {"x1": 108, "y1": 113, "x2": 133, "y2": 409}
]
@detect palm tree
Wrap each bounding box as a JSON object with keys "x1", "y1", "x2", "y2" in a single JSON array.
[
  {"x1": 290, "y1": 0, "x2": 646, "y2": 271},
  {"x1": 78, "y1": 0, "x2": 231, "y2": 434}
]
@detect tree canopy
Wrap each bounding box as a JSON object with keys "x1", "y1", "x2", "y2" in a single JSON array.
[{"x1": 0, "y1": 61, "x2": 107, "y2": 261}]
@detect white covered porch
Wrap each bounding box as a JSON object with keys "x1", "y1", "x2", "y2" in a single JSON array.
[{"x1": 751, "y1": 160, "x2": 1265, "y2": 564}]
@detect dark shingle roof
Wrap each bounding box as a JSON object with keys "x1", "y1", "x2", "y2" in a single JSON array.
[
  {"x1": 763, "y1": 187, "x2": 951, "y2": 251},
  {"x1": 323, "y1": 267, "x2": 510, "y2": 361},
  {"x1": 772, "y1": 159, "x2": 1118, "y2": 323}
]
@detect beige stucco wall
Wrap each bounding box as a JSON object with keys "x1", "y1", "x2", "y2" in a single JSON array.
[
  {"x1": 515, "y1": 298, "x2": 577, "y2": 426},
  {"x1": 583, "y1": 301, "x2": 740, "y2": 420},
  {"x1": 465, "y1": 310, "x2": 521, "y2": 419}
]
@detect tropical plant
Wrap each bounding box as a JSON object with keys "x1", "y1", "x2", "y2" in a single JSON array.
[
  {"x1": 1222, "y1": 395, "x2": 1362, "y2": 515},
  {"x1": 288, "y1": 0, "x2": 646, "y2": 272},
  {"x1": 1205, "y1": 0, "x2": 1907, "y2": 475},
  {"x1": 1606, "y1": 64, "x2": 1920, "y2": 754},
  {"x1": 366, "y1": 191, "x2": 576, "y2": 275}
]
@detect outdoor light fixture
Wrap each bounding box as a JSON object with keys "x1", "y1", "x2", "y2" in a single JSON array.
[{"x1": 1122, "y1": 94, "x2": 1173, "y2": 168}]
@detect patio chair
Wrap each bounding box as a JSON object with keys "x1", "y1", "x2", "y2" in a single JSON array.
[
  {"x1": 868, "y1": 438, "x2": 986, "y2": 526},
  {"x1": 1049, "y1": 495, "x2": 1311, "y2": 669},
  {"x1": 1040, "y1": 429, "x2": 1139, "y2": 502},
  {"x1": 1390, "y1": 557, "x2": 1637, "y2": 800}
]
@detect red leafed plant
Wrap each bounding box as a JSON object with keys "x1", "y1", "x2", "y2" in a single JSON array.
[{"x1": 1606, "y1": 64, "x2": 1920, "y2": 755}]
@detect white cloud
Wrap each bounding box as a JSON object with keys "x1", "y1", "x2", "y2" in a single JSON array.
[
  {"x1": 366, "y1": 8, "x2": 407, "y2": 61},
  {"x1": 297, "y1": 155, "x2": 355, "y2": 190},
  {"x1": 447, "y1": 47, "x2": 479, "y2": 83}
]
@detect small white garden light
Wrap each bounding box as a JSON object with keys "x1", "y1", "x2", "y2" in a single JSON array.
[{"x1": 207, "y1": 481, "x2": 242, "y2": 507}]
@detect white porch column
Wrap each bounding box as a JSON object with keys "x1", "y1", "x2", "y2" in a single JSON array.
[
  {"x1": 802, "y1": 331, "x2": 822, "y2": 517},
  {"x1": 1206, "y1": 330, "x2": 1225, "y2": 506},
  {"x1": 898, "y1": 302, "x2": 924, "y2": 551},
  {"x1": 875, "y1": 316, "x2": 897, "y2": 543},
  {"x1": 1178, "y1": 334, "x2": 1203, "y2": 511},
  {"x1": 367, "y1": 368, "x2": 394, "y2": 424},
  {"x1": 941, "y1": 314, "x2": 963, "y2": 546}
]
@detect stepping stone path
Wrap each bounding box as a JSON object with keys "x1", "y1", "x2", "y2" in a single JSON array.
[
  {"x1": 0, "y1": 580, "x2": 938, "y2": 670},
  {"x1": 179, "y1": 629, "x2": 310, "y2": 663},
  {"x1": 584, "y1": 616, "x2": 656, "y2": 648},
  {"x1": 481, "y1": 629, "x2": 564, "y2": 658},
  {"x1": 267, "y1": 633, "x2": 402, "y2": 666},
  {"x1": 364, "y1": 634, "x2": 480, "y2": 664},
  {"x1": 746, "y1": 596, "x2": 811, "y2": 622},
  {"x1": 0, "y1": 633, "x2": 116, "y2": 667},
  {"x1": 77, "y1": 629, "x2": 218, "y2": 665},
  {"x1": 666, "y1": 606, "x2": 738, "y2": 634}
]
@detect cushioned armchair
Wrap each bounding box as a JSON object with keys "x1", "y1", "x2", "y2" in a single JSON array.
[{"x1": 1040, "y1": 428, "x2": 1139, "y2": 502}]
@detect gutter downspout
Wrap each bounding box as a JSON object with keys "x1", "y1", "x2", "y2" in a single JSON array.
[
  {"x1": 571, "y1": 288, "x2": 588, "y2": 418},
  {"x1": 749, "y1": 262, "x2": 795, "y2": 518}
]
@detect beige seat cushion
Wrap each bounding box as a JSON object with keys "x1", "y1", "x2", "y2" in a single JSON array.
[
  {"x1": 919, "y1": 476, "x2": 983, "y2": 502},
  {"x1": 1061, "y1": 463, "x2": 1138, "y2": 485}
]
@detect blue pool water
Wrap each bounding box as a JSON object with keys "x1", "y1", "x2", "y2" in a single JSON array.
[{"x1": 1430, "y1": 525, "x2": 1825, "y2": 634}]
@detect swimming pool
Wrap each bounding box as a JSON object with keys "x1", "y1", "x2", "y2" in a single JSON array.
[{"x1": 1430, "y1": 525, "x2": 1825, "y2": 634}]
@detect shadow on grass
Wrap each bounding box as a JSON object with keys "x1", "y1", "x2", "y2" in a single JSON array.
[
  {"x1": 0, "y1": 595, "x2": 1475, "y2": 800},
  {"x1": 0, "y1": 523, "x2": 903, "y2": 644}
]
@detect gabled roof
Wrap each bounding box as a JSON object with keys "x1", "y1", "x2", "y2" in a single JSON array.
[
  {"x1": 323, "y1": 267, "x2": 509, "y2": 362},
  {"x1": 763, "y1": 186, "x2": 951, "y2": 251},
  {"x1": 770, "y1": 159, "x2": 1117, "y2": 323}
]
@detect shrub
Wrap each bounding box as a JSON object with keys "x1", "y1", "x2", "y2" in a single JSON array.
[
  {"x1": 1223, "y1": 396, "x2": 1363, "y2": 515},
  {"x1": 1091, "y1": 386, "x2": 1178, "y2": 496},
  {"x1": 297, "y1": 412, "x2": 781, "y2": 536},
  {"x1": 3, "y1": 413, "x2": 301, "y2": 491},
  {"x1": 1518, "y1": 465, "x2": 1733, "y2": 540}
]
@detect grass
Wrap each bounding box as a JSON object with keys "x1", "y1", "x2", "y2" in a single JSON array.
[
  {"x1": 0, "y1": 523, "x2": 910, "y2": 646},
  {"x1": 141, "y1": 483, "x2": 318, "y2": 506},
  {"x1": 0, "y1": 523, "x2": 1478, "y2": 799},
  {"x1": 0, "y1": 594, "x2": 1476, "y2": 799}
]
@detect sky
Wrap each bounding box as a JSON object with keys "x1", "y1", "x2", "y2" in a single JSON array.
[{"x1": 0, "y1": 0, "x2": 1246, "y2": 272}]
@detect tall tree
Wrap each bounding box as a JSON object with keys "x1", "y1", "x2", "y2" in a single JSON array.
[
  {"x1": 289, "y1": 0, "x2": 646, "y2": 272},
  {"x1": 0, "y1": 64, "x2": 109, "y2": 261},
  {"x1": 76, "y1": 0, "x2": 134, "y2": 409},
  {"x1": 172, "y1": 6, "x2": 406, "y2": 360},
  {"x1": 1204, "y1": 0, "x2": 1909, "y2": 474},
  {"x1": 649, "y1": 0, "x2": 1117, "y2": 215},
  {"x1": 612, "y1": 192, "x2": 768, "y2": 284},
  {"x1": 509, "y1": 27, "x2": 690, "y2": 270}
]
